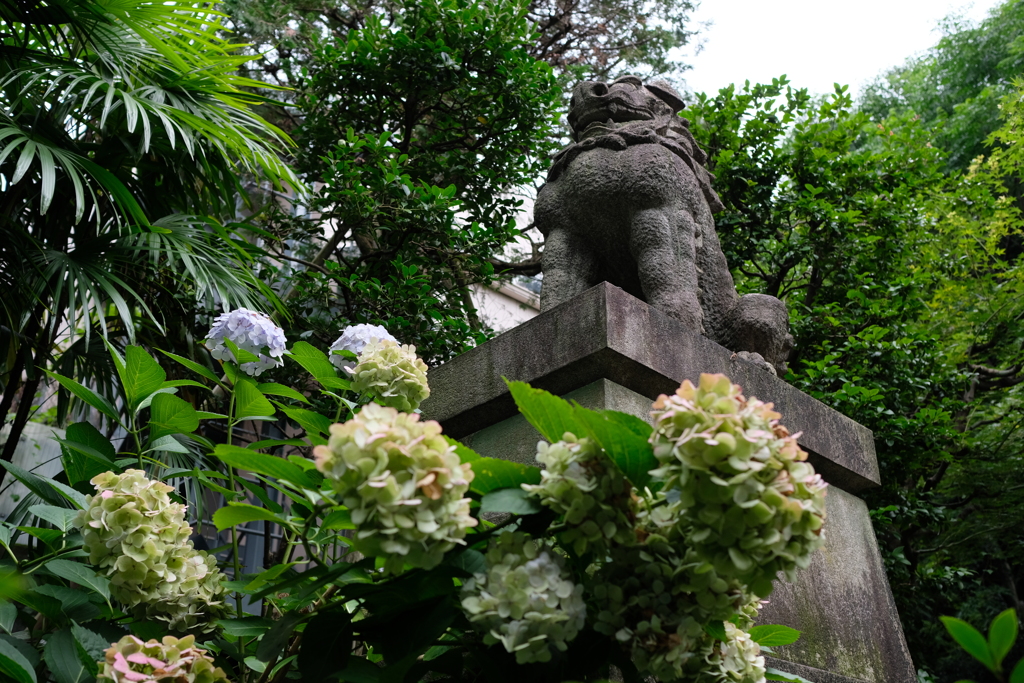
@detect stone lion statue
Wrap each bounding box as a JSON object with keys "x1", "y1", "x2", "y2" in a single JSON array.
[{"x1": 534, "y1": 75, "x2": 794, "y2": 373}]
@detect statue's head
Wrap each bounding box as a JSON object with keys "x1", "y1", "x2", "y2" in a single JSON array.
[{"x1": 567, "y1": 76, "x2": 687, "y2": 142}]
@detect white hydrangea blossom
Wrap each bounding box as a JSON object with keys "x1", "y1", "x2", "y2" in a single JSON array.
[
  {"x1": 313, "y1": 403, "x2": 476, "y2": 573},
  {"x1": 329, "y1": 324, "x2": 398, "y2": 370},
  {"x1": 97, "y1": 634, "x2": 231, "y2": 683},
  {"x1": 460, "y1": 532, "x2": 586, "y2": 664},
  {"x1": 648, "y1": 373, "x2": 827, "y2": 596},
  {"x1": 698, "y1": 623, "x2": 766, "y2": 683},
  {"x1": 205, "y1": 308, "x2": 286, "y2": 376},
  {"x1": 75, "y1": 470, "x2": 227, "y2": 631}
]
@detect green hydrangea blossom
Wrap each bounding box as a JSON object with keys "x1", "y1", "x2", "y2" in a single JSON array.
[
  {"x1": 522, "y1": 433, "x2": 637, "y2": 555},
  {"x1": 75, "y1": 470, "x2": 227, "y2": 630},
  {"x1": 350, "y1": 339, "x2": 430, "y2": 411},
  {"x1": 97, "y1": 634, "x2": 231, "y2": 683},
  {"x1": 648, "y1": 373, "x2": 828, "y2": 596},
  {"x1": 313, "y1": 403, "x2": 477, "y2": 573},
  {"x1": 460, "y1": 532, "x2": 586, "y2": 664}
]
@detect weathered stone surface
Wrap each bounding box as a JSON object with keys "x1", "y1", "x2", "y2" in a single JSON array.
[
  {"x1": 423, "y1": 282, "x2": 879, "y2": 493},
  {"x1": 534, "y1": 75, "x2": 792, "y2": 371},
  {"x1": 421, "y1": 284, "x2": 916, "y2": 683}
]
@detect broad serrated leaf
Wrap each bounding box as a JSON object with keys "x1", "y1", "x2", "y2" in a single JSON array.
[
  {"x1": 506, "y1": 380, "x2": 581, "y2": 443},
  {"x1": 765, "y1": 668, "x2": 814, "y2": 683},
  {"x1": 703, "y1": 620, "x2": 727, "y2": 641},
  {"x1": 287, "y1": 341, "x2": 337, "y2": 380},
  {"x1": 148, "y1": 392, "x2": 199, "y2": 442},
  {"x1": 467, "y1": 457, "x2": 541, "y2": 495},
  {"x1": 43, "y1": 627, "x2": 84, "y2": 683},
  {"x1": 0, "y1": 602, "x2": 15, "y2": 634},
  {"x1": 942, "y1": 616, "x2": 995, "y2": 670},
  {"x1": 157, "y1": 349, "x2": 220, "y2": 383},
  {"x1": 256, "y1": 612, "x2": 305, "y2": 662},
  {"x1": 0, "y1": 635, "x2": 36, "y2": 683},
  {"x1": 277, "y1": 405, "x2": 332, "y2": 438},
  {"x1": 573, "y1": 405, "x2": 656, "y2": 488},
  {"x1": 322, "y1": 509, "x2": 354, "y2": 530},
  {"x1": 122, "y1": 345, "x2": 167, "y2": 413},
  {"x1": 0, "y1": 462, "x2": 69, "y2": 507},
  {"x1": 45, "y1": 559, "x2": 111, "y2": 602},
  {"x1": 57, "y1": 421, "x2": 115, "y2": 486},
  {"x1": 29, "y1": 505, "x2": 77, "y2": 532},
  {"x1": 235, "y1": 378, "x2": 276, "y2": 419},
  {"x1": 989, "y1": 608, "x2": 1018, "y2": 669},
  {"x1": 257, "y1": 383, "x2": 309, "y2": 404},
  {"x1": 480, "y1": 488, "x2": 542, "y2": 515},
  {"x1": 749, "y1": 624, "x2": 802, "y2": 647},
  {"x1": 71, "y1": 623, "x2": 108, "y2": 673},
  {"x1": 219, "y1": 617, "x2": 275, "y2": 637},
  {"x1": 213, "y1": 504, "x2": 284, "y2": 532},
  {"x1": 213, "y1": 444, "x2": 315, "y2": 488}
]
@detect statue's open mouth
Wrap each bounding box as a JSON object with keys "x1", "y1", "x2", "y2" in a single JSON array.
[{"x1": 572, "y1": 100, "x2": 654, "y2": 138}]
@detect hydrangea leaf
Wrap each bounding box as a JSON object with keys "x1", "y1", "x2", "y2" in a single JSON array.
[
  {"x1": 213, "y1": 503, "x2": 285, "y2": 532},
  {"x1": 158, "y1": 349, "x2": 221, "y2": 383},
  {"x1": 505, "y1": 379, "x2": 582, "y2": 443},
  {"x1": 749, "y1": 624, "x2": 801, "y2": 647},
  {"x1": 572, "y1": 404, "x2": 656, "y2": 489},
  {"x1": 480, "y1": 488, "x2": 542, "y2": 515},
  {"x1": 234, "y1": 378, "x2": 276, "y2": 419},
  {"x1": 56, "y1": 421, "x2": 115, "y2": 486},
  {"x1": 287, "y1": 341, "x2": 337, "y2": 381},
  {"x1": 45, "y1": 559, "x2": 111, "y2": 602},
  {"x1": 148, "y1": 392, "x2": 199, "y2": 442},
  {"x1": 466, "y1": 457, "x2": 541, "y2": 495},
  {"x1": 213, "y1": 444, "x2": 315, "y2": 489},
  {"x1": 122, "y1": 345, "x2": 167, "y2": 413}
]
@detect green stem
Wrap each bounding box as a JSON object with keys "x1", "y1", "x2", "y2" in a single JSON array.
[{"x1": 226, "y1": 384, "x2": 243, "y2": 617}]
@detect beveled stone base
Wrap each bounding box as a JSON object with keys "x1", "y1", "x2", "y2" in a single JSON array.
[{"x1": 422, "y1": 283, "x2": 915, "y2": 683}]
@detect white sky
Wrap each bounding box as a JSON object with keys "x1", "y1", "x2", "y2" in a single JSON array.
[{"x1": 679, "y1": 0, "x2": 1005, "y2": 99}]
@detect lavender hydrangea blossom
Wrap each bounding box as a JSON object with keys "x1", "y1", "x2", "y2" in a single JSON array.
[
  {"x1": 329, "y1": 324, "x2": 397, "y2": 370},
  {"x1": 205, "y1": 308, "x2": 286, "y2": 376}
]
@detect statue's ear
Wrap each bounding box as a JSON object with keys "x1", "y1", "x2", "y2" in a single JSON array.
[{"x1": 645, "y1": 80, "x2": 686, "y2": 113}]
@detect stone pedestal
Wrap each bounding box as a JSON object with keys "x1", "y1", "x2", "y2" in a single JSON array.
[{"x1": 421, "y1": 283, "x2": 915, "y2": 683}]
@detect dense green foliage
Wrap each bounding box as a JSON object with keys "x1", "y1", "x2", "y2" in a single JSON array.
[
  {"x1": 0, "y1": 0, "x2": 298, "y2": 482},
  {"x1": 861, "y1": 0, "x2": 1024, "y2": 172}
]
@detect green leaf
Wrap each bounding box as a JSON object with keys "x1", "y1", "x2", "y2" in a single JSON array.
[
  {"x1": 1010, "y1": 657, "x2": 1024, "y2": 683},
  {"x1": 18, "y1": 527, "x2": 62, "y2": 548},
  {"x1": 45, "y1": 371, "x2": 122, "y2": 426},
  {"x1": 573, "y1": 405, "x2": 656, "y2": 488},
  {"x1": 148, "y1": 435, "x2": 191, "y2": 454},
  {"x1": 43, "y1": 627, "x2": 85, "y2": 683},
  {"x1": 0, "y1": 635, "x2": 37, "y2": 671},
  {"x1": 256, "y1": 612, "x2": 305, "y2": 662},
  {"x1": 0, "y1": 635, "x2": 36, "y2": 683},
  {"x1": 322, "y1": 509, "x2": 354, "y2": 530},
  {"x1": 989, "y1": 608, "x2": 1018, "y2": 669},
  {"x1": 71, "y1": 623, "x2": 108, "y2": 674},
  {"x1": 480, "y1": 488, "x2": 542, "y2": 515},
  {"x1": 148, "y1": 392, "x2": 199, "y2": 442},
  {"x1": 298, "y1": 610, "x2": 352, "y2": 681},
  {"x1": 0, "y1": 462, "x2": 70, "y2": 507},
  {"x1": 703, "y1": 620, "x2": 726, "y2": 641},
  {"x1": 288, "y1": 341, "x2": 338, "y2": 380},
  {"x1": 749, "y1": 624, "x2": 802, "y2": 647},
  {"x1": 765, "y1": 668, "x2": 814, "y2": 683},
  {"x1": 219, "y1": 617, "x2": 275, "y2": 637},
  {"x1": 57, "y1": 422, "x2": 115, "y2": 486},
  {"x1": 213, "y1": 504, "x2": 284, "y2": 532},
  {"x1": 942, "y1": 616, "x2": 995, "y2": 670},
  {"x1": 505, "y1": 380, "x2": 582, "y2": 443},
  {"x1": 29, "y1": 505, "x2": 77, "y2": 532},
  {"x1": 213, "y1": 444, "x2": 315, "y2": 488},
  {"x1": 235, "y1": 378, "x2": 276, "y2": 419},
  {"x1": 277, "y1": 405, "x2": 332, "y2": 438},
  {"x1": 121, "y1": 345, "x2": 167, "y2": 413},
  {"x1": 45, "y1": 559, "x2": 111, "y2": 602},
  {"x1": 467, "y1": 457, "x2": 541, "y2": 495},
  {"x1": 257, "y1": 383, "x2": 309, "y2": 404},
  {"x1": 33, "y1": 585, "x2": 99, "y2": 623},
  {"x1": 158, "y1": 349, "x2": 221, "y2": 383},
  {"x1": 0, "y1": 602, "x2": 15, "y2": 634}
]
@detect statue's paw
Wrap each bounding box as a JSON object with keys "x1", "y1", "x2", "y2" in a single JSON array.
[{"x1": 731, "y1": 351, "x2": 777, "y2": 376}]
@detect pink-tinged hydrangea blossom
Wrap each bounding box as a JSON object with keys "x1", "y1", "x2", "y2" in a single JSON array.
[{"x1": 97, "y1": 635, "x2": 230, "y2": 683}]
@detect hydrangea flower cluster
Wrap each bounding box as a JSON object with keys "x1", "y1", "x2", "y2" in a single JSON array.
[
  {"x1": 205, "y1": 308, "x2": 286, "y2": 376},
  {"x1": 703, "y1": 623, "x2": 766, "y2": 683},
  {"x1": 522, "y1": 433, "x2": 636, "y2": 555},
  {"x1": 313, "y1": 403, "x2": 476, "y2": 573},
  {"x1": 75, "y1": 470, "x2": 227, "y2": 631},
  {"x1": 460, "y1": 532, "x2": 586, "y2": 664},
  {"x1": 648, "y1": 373, "x2": 827, "y2": 596},
  {"x1": 329, "y1": 324, "x2": 397, "y2": 369},
  {"x1": 349, "y1": 339, "x2": 430, "y2": 412},
  {"x1": 97, "y1": 634, "x2": 230, "y2": 683}
]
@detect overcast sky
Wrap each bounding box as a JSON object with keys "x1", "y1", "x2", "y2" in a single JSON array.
[{"x1": 679, "y1": 0, "x2": 1005, "y2": 99}]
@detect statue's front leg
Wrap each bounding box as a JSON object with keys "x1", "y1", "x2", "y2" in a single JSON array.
[
  {"x1": 630, "y1": 207, "x2": 704, "y2": 333},
  {"x1": 540, "y1": 228, "x2": 599, "y2": 311}
]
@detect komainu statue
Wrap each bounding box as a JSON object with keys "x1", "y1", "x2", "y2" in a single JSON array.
[{"x1": 534, "y1": 76, "x2": 794, "y2": 373}]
